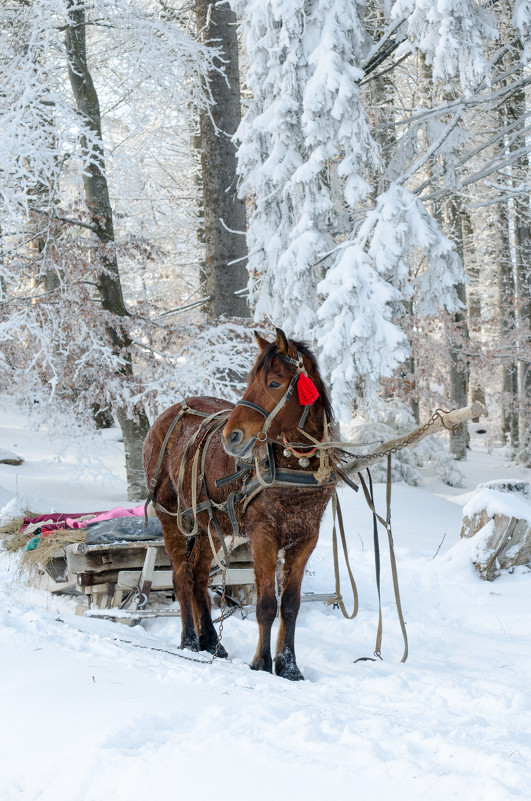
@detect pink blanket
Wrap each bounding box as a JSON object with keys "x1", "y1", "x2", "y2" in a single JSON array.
[
  {"x1": 65, "y1": 505, "x2": 146, "y2": 529},
  {"x1": 21, "y1": 505, "x2": 146, "y2": 534}
]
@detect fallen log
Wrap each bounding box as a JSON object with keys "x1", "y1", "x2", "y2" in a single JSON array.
[{"x1": 342, "y1": 402, "x2": 486, "y2": 476}]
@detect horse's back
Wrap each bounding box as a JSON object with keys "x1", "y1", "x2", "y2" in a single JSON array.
[
  {"x1": 145, "y1": 396, "x2": 232, "y2": 446},
  {"x1": 143, "y1": 396, "x2": 235, "y2": 502}
]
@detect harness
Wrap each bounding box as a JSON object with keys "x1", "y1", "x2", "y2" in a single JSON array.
[
  {"x1": 145, "y1": 348, "x2": 336, "y2": 539},
  {"x1": 144, "y1": 402, "x2": 335, "y2": 548}
]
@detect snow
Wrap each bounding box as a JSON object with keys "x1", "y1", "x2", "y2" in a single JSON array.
[
  {"x1": 1, "y1": 406, "x2": 531, "y2": 800},
  {"x1": 0, "y1": 447, "x2": 22, "y2": 464},
  {"x1": 463, "y1": 487, "x2": 531, "y2": 524}
]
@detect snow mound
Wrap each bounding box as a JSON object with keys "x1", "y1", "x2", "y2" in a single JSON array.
[
  {"x1": 0, "y1": 447, "x2": 23, "y2": 465},
  {"x1": 0, "y1": 486, "x2": 16, "y2": 516},
  {"x1": 463, "y1": 487, "x2": 531, "y2": 525}
]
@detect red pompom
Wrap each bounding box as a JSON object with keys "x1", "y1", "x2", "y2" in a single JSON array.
[{"x1": 297, "y1": 372, "x2": 319, "y2": 405}]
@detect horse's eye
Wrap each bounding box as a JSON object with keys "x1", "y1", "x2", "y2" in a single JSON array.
[{"x1": 268, "y1": 381, "x2": 281, "y2": 389}]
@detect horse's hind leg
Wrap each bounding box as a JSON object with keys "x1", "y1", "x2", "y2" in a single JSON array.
[
  {"x1": 191, "y1": 534, "x2": 228, "y2": 658},
  {"x1": 160, "y1": 516, "x2": 200, "y2": 651},
  {"x1": 274, "y1": 532, "x2": 318, "y2": 681}
]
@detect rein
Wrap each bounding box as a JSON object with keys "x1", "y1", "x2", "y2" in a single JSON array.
[{"x1": 330, "y1": 456, "x2": 409, "y2": 664}]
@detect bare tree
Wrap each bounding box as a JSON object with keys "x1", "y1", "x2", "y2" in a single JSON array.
[{"x1": 65, "y1": 1, "x2": 150, "y2": 498}]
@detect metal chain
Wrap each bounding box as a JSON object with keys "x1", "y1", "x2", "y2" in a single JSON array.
[
  {"x1": 121, "y1": 535, "x2": 238, "y2": 667},
  {"x1": 210, "y1": 532, "x2": 236, "y2": 662},
  {"x1": 212, "y1": 583, "x2": 255, "y2": 624},
  {"x1": 366, "y1": 408, "x2": 462, "y2": 463},
  {"x1": 265, "y1": 408, "x2": 461, "y2": 460}
]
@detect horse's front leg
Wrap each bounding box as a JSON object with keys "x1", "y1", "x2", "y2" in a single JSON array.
[
  {"x1": 250, "y1": 532, "x2": 279, "y2": 673},
  {"x1": 274, "y1": 532, "x2": 318, "y2": 681},
  {"x1": 161, "y1": 517, "x2": 200, "y2": 652}
]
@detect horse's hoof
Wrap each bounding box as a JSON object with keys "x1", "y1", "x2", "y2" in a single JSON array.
[
  {"x1": 199, "y1": 633, "x2": 228, "y2": 658},
  {"x1": 180, "y1": 633, "x2": 200, "y2": 652},
  {"x1": 214, "y1": 643, "x2": 229, "y2": 659},
  {"x1": 275, "y1": 652, "x2": 304, "y2": 681},
  {"x1": 206, "y1": 641, "x2": 229, "y2": 659},
  {"x1": 250, "y1": 656, "x2": 273, "y2": 673}
]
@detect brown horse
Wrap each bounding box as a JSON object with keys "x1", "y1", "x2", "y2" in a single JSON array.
[{"x1": 143, "y1": 328, "x2": 336, "y2": 680}]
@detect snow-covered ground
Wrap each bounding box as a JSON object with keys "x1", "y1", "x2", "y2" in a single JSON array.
[{"x1": 1, "y1": 404, "x2": 530, "y2": 801}]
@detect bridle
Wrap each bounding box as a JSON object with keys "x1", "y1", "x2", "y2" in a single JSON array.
[{"x1": 233, "y1": 350, "x2": 313, "y2": 445}]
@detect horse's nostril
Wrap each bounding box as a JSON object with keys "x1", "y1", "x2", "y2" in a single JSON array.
[{"x1": 229, "y1": 429, "x2": 243, "y2": 446}]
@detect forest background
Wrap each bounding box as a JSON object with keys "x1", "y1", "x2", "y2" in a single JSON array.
[{"x1": 1, "y1": 0, "x2": 530, "y2": 499}]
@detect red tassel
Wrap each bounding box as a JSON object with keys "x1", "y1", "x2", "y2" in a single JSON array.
[{"x1": 297, "y1": 372, "x2": 319, "y2": 405}]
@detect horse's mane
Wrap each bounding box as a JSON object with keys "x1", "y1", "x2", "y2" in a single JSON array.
[{"x1": 249, "y1": 339, "x2": 334, "y2": 424}]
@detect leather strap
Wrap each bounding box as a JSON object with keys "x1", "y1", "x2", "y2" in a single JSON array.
[
  {"x1": 358, "y1": 456, "x2": 408, "y2": 663},
  {"x1": 235, "y1": 399, "x2": 268, "y2": 418},
  {"x1": 329, "y1": 490, "x2": 359, "y2": 620},
  {"x1": 144, "y1": 401, "x2": 194, "y2": 526}
]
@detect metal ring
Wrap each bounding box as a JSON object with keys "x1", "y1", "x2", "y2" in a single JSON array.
[
  {"x1": 134, "y1": 591, "x2": 148, "y2": 609},
  {"x1": 256, "y1": 431, "x2": 267, "y2": 442}
]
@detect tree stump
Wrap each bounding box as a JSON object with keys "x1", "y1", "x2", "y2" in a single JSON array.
[{"x1": 461, "y1": 483, "x2": 531, "y2": 580}]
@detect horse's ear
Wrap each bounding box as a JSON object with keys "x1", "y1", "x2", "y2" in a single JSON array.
[
  {"x1": 254, "y1": 331, "x2": 271, "y2": 352},
  {"x1": 275, "y1": 327, "x2": 289, "y2": 355}
]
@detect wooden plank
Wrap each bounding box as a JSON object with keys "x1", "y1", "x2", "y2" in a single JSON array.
[
  {"x1": 69, "y1": 539, "x2": 167, "y2": 555},
  {"x1": 209, "y1": 567, "x2": 256, "y2": 585},
  {"x1": 82, "y1": 591, "x2": 337, "y2": 621},
  {"x1": 115, "y1": 569, "x2": 174, "y2": 592},
  {"x1": 139, "y1": 546, "x2": 157, "y2": 590},
  {"x1": 65, "y1": 546, "x2": 171, "y2": 575}
]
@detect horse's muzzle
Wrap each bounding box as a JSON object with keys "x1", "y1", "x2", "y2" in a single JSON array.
[{"x1": 222, "y1": 430, "x2": 255, "y2": 459}]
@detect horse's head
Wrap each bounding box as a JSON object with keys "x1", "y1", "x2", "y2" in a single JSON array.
[{"x1": 222, "y1": 328, "x2": 331, "y2": 460}]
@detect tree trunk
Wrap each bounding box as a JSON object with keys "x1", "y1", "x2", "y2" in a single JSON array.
[
  {"x1": 500, "y1": 38, "x2": 530, "y2": 459},
  {"x1": 512, "y1": 124, "x2": 531, "y2": 458},
  {"x1": 514, "y1": 193, "x2": 531, "y2": 458},
  {"x1": 444, "y1": 197, "x2": 470, "y2": 460},
  {"x1": 195, "y1": 0, "x2": 248, "y2": 320},
  {"x1": 65, "y1": 2, "x2": 149, "y2": 499},
  {"x1": 419, "y1": 54, "x2": 470, "y2": 452},
  {"x1": 497, "y1": 200, "x2": 519, "y2": 451},
  {"x1": 461, "y1": 209, "x2": 485, "y2": 413},
  {"x1": 448, "y1": 282, "x2": 470, "y2": 460}
]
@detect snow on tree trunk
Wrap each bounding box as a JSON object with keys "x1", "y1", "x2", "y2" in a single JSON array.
[{"x1": 512, "y1": 77, "x2": 531, "y2": 458}]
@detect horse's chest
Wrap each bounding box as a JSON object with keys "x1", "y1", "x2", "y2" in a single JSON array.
[{"x1": 245, "y1": 487, "x2": 332, "y2": 541}]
